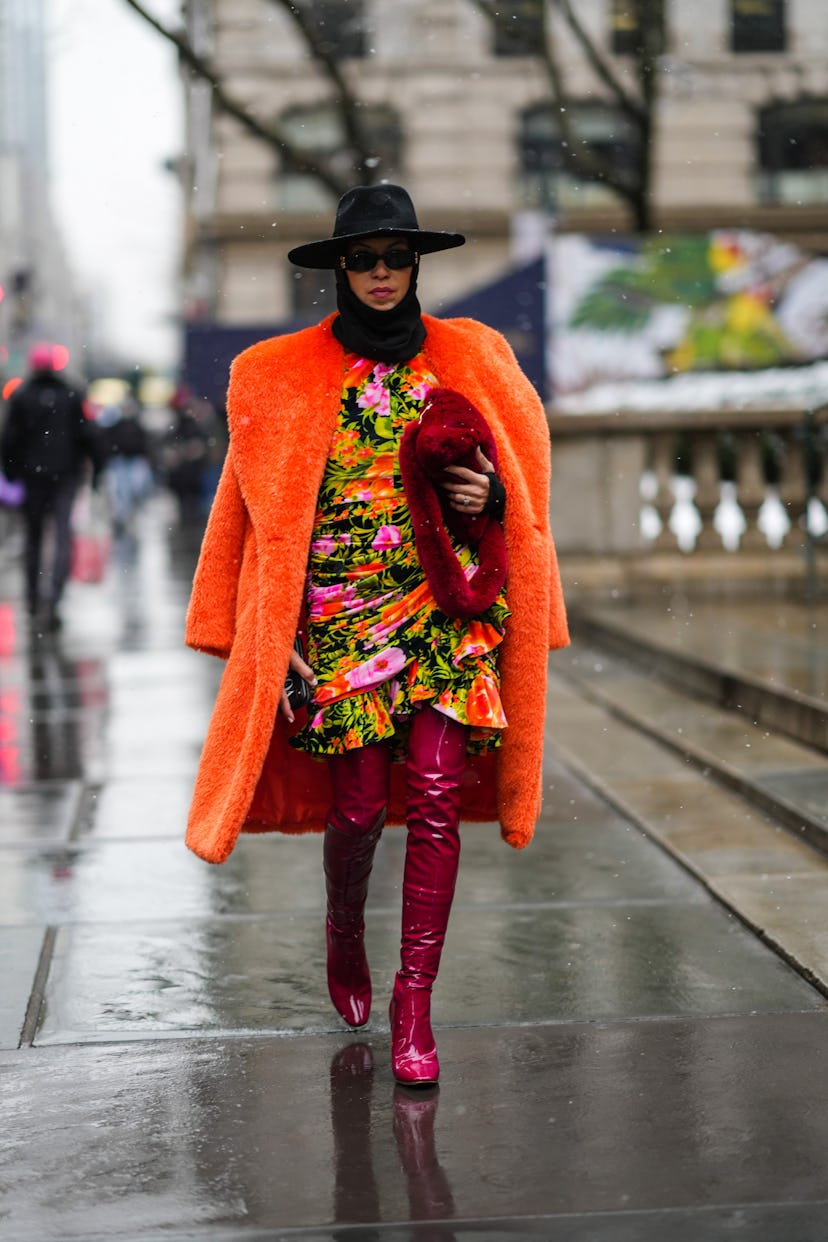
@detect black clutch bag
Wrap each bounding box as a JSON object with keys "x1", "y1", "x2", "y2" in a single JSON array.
[{"x1": 284, "y1": 636, "x2": 314, "y2": 711}]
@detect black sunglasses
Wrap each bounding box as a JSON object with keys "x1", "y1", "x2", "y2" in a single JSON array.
[{"x1": 339, "y1": 248, "x2": 418, "y2": 273}]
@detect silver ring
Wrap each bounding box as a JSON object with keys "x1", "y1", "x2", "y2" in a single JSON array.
[{"x1": 463, "y1": 496, "x2": 470, "y2": 507}]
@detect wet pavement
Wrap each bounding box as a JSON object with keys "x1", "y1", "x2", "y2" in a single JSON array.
[
  {"x1": 575, "y1": 596, "x2": 828, "y2": 705},
  {"x1": 2, "y1": 500, "x2": 828, "y2": 1239}
]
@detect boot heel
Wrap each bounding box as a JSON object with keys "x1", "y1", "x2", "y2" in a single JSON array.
[{"x1": 390, "y1": 977, "x2": 440, "y2": 1086}]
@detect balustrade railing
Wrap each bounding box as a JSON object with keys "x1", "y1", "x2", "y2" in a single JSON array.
[{"x1": 546, "y1": 404, "x2": 828, "y2": 593}]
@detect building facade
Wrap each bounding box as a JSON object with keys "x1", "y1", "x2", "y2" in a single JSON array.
[
  {"x1": 0, "y1": 0, "x2": 84, "y2": 382},
  {"x1": 178, "y1": 0, "x2": 828, "y2": 329}
]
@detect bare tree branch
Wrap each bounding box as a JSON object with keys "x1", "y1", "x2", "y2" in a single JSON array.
[
  {"x1": 120, "y1": 0, "x2": 349, "y2": 195},
  {"x1": 636, "y1": 0, "x2": 666, "y2": 111},
  {"x1": 556, "y1": 0, "x2": 646, "y2": 123},
  {"x1": 631, "y1": 0, "x2": 665, "y2": 225},
  {"x1": 123, "y1": 0, "x2": 659, "y2": 229},
  {"x1": 539, "y1": 10, "x2": 640, "y2": 194},
  {"x1": 470, "y1": 0, "x2": 663, "y2": 226},
  {"x1": 470, "y1": 0, "x2": 637, "y2": 196},
  {"x1": 267, "y1": 0, "x2": 377, "y2": 182}
]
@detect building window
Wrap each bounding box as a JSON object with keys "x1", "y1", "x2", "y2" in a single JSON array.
[
  {"x1": 313, "y1": 0, "x2": 365, "y2": 58},
  {"x1": 609, "y1": 1, "x2": 665, "y2": 56},
  {"x1": 276, "y1": 102, "x2": 402, "y2": 212},
  {"x1": 493, "y1": 0, "x2": 544, "y2": 57},
  {"x1": 610, "y1": 1, "x2": 639, "y2": 54},
  {"x1": 518, "y1": 102, "x2": 640, "y2": 211},
  {"x1": 731, "y1": 0, "x2": 786, "y2": 53},
  {"x1": 757, "y1": 100, "x2": 828, "y2": 204}
]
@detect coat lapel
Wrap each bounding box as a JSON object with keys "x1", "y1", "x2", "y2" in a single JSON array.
[{"x1": 228, "y1": 316, "x2": 346, "y2": 547}]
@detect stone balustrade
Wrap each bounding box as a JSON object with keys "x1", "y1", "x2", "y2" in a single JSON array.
[{"x1": 547, "y1": 404, "x2": 828, "y2": 598}]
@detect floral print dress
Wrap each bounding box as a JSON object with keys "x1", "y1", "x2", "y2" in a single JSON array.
[{"x1": 290, "y1": 353, "x2": 509, "y2": 760}]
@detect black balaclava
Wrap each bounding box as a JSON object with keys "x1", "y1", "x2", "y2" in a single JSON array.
[{"x1": 332, "y1": 254, "x2": 426, "y2": 364}]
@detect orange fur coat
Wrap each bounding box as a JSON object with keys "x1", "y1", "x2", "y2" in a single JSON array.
[{"x1": 185, "y1": 313, "x2": 569, "y2": 863}]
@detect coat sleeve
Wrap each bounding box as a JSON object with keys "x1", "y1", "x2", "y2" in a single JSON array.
[
  {"x1": 185, "y1": 447, "x2": 248, "y2": 658},
  {"x1": 547, "y1": 538, "x2": 568, "y2": 650}
]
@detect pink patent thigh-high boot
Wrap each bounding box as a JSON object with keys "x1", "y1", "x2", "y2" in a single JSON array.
[
  {"x1": 325, "y1": 743, "x2": 391, "y2": 1027},
  {"x1": 390, "y1": 706, "x2": 467, "y2": 1085}
]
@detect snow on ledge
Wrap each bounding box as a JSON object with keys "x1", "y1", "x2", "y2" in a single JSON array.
[{"x1": 553, "y1": 360, "x2": 828, "y2": 416}]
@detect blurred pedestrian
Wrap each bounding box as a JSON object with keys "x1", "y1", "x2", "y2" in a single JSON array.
[
  {"x1": 0, "y1": 343, "x2": 101, "y2": 630},
  {"x1": 163, "y1": 388, "x2": 210, "y2": 524},
  {"x1": 98, "y1": 398, "x2": 154, "y2": 533},
  {"x1": 193, "y1": 396, "x2": 227, "y2": 513},
  {"x1": 185, "y1": 185, "x2": 569, "y2": 1085}
]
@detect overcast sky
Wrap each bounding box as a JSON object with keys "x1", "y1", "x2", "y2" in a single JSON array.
[{"x1": 48, "y1": 0, "x2": 183, "y2": 371}]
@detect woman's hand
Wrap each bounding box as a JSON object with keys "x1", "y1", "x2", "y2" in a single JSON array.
[
  {"x1": 441, "y1": 447, "x2": 494, "y2": 515},
  {"x1": 279, "y1": 644, "x2": 317, "y2": 723}
]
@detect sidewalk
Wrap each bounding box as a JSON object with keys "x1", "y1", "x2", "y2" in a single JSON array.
[{"x1": 2, "y1": 501, "x2": 828, "y2": 1240}]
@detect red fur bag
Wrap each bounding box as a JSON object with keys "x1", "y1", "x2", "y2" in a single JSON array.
[{"x1": 399, "y1": 387, "x2": 508, "y2": 619}]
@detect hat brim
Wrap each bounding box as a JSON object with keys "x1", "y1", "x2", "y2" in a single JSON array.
[{"x1": 287, "y1": 228, "x2": 466, "y2": 269}]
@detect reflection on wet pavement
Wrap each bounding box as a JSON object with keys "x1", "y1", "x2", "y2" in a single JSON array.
[
  {"x1": 2, "y1": 497, "x2": 828, "y2": 1237},
  {"x1": 329, "y1": 1043, "x2": 381, "y2": 1229},
  {"x1": 4, "y1": 1015, "x2": 828, "y2": 1237},
  {"x1": 392, "y1": 1086, "x2": 456, "y2": 1236}
]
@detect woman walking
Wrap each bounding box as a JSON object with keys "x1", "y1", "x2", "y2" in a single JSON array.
[{"x1": 185, "y1": 185, "x2": 568, "y2": 1085}]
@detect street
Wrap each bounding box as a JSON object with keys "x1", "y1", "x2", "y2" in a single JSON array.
[{"x1": 1, "y1": 498, "x2": 828, "y2": 1240}]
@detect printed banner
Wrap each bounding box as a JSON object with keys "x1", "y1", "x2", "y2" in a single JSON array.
[{"x1": 549, "y1": 231, "x2": 828, "y2": 397}]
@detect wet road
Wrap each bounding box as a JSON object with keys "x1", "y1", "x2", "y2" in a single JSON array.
[{"x1": 1, "y1": 499, "x2": 828, "y2": 1240}]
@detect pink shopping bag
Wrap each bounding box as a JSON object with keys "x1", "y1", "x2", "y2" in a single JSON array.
[
  {"x1": 70, "y1": 488, "x2": 111, "y2": 583},
  {"x1": 71, "y1": 531, "x2": 110, "y2": 583}
]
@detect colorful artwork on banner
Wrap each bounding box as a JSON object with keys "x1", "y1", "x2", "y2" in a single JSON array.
[{"x1": 549, "y1": 232, "x2": 828, "y2": 397}]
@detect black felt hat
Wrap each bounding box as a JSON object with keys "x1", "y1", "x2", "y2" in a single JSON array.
[{"x1": 287, "y1": 184, "x2": 466, "y2": 269}]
